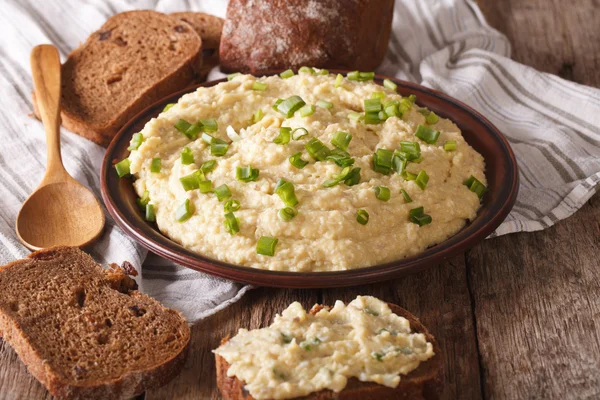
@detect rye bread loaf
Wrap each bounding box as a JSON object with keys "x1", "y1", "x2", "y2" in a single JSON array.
[
  {"x1": 171, "y1": 12, "x2": 224, "y2": 80},
  {"x1": 0, "y1": 246, "x2": 190, "y2": 400},
  {"x1": 33, "y1": 10, "x2": 202, "y2": 147},
  {"x1": 215, "y1": 303, "x2": 442, "y2": 400},
  {"x1": 219, "y1": 0, "x2": 395, "y2": 74}
]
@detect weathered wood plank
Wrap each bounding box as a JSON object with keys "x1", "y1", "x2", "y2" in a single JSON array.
[{"x1": 0, "y1": 339, "x2": 52, "y2": 400}]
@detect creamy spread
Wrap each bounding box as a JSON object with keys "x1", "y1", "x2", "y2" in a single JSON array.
[
  {"x1": 213, "y1": 296, "x2": 435, "y2": 399},
  {"x1": 128, "y1": 69, "x2": 486, "y2": 271}
]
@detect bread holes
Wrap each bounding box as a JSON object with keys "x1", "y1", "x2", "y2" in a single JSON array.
[
  {"x1": 106, "y1": 74, "x2": 123, "y2": 85},
  {"x1": 75, "y1": 288, "x2": 86, "y2": 308},
  {"x1": 113, "y1": 37, "x2": 127, "y2": 47},
  {"x1": 9, "y1": 301, "x2": 19, "y2": 312},
  {"x1": 105, "y1": 318, "x2": 113, "y2": 328},
  {"x1": 97, "y1": 333, "x2": 109, "y2": 345},
  {"x1": 98, "y1": 30, "x2": 112, "y2": 41},
  {"x1": 129, "y1": 305, "x2": 146, "y2": 317}
]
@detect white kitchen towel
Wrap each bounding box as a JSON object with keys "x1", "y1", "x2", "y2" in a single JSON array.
[{"x1": 0, "y1": 0, "x2": 598, "y2": 323}]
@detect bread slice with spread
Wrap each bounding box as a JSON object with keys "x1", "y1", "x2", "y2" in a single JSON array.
[{"x1": 214, "y1": 296, "x2": 442, "y2": 399}]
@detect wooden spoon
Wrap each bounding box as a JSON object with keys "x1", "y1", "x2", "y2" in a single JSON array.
[{"x1": 16, "y1": 45, "x2": 105, "y2": 251}]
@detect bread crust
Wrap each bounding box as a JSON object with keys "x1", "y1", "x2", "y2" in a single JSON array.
[{"x1": 215, "y1": 303, "x2": 442, "y2": 400}]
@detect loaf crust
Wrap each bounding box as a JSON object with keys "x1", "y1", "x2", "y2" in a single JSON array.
[
  {"x1": 215, "y1": 303, "x2": 442, "y2": 400},
  {"x1": 219, "y1": 0, "x2": 394, "y2": 74}
]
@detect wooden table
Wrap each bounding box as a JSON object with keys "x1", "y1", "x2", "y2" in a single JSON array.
[{"x1": 1, "y1": 1, "x2": 598, "y2": 399}]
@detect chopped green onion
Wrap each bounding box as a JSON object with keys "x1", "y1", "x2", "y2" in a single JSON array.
[
  {"x1": 200, "y1": 118, "x2": 218, "y2": 132},
  {"x1": 378, "y1": 110, "x2": 388, "y2": 121},
  {"x1": 200, "y1": 159, "x2": 217, "y2": 174},
  {"x1": 305, "y1": 138, "x2": 331, "y2": 161},
  {"x1": 316, "y1": 99, "x2": 333, "y2": 109},
  {"x1": 399, "y1": 141, "x2": 421, "y2": 161},
  {"x1": 374, "y1": 186, "x2": 391, "y2": 201},
  {"x1": 181, "y1": 147, "x2": 194, "y2": 165},
  {"x1": 372, "y1": 148, "x2": 394, "y2": 175},
  {"x1": 444, "y1": 140, "x2": 457, "y2": 151},
  {"x1": 334, "y1": 73, "x2": 343, "y2": 88},
  {"x1": 344, "y1": 167, "x2": 361, "y2": 186},
  {"x1": 392, "y1": 152, "x2": 407, "y2": 174},
  {"x1": 372, "y1": 351, "x2": 385, "y2": 362},
  {"x1": 409, "y1": 207, "x2": 432, "y2": 226},
  {"x1": 175, "y1": 199, "x2": 195, "y2": 222},
  {"x1": 150, "y1": 158, "x2": 161, "y2": 173},
  {"x1": 299, "y1": 66, "x2": 314, "y2": 74},
  {"x1": 399, "y1": 98, "x2": 413, "y2": 114},
  {"x1": 465, "y1": 175, "x2": 487, "y2": 199},
  {"x1": 272, "y1": 98, "x2": 283, "y2": 111},
  {"x1": 278, "y1": 207, "x2": 297, "y2": 222},
  {"x1": 115, "y1": 158, "x2": 131, "y2": 178},
  {"x1": 323, "y1": 166, "x2": 352, "y2": 188},
  {"x1": 418, "y1": 109, "x2": 431, "y2": 117},
  {"x1": 275, "y1": 179, "x2": 298, "y2": 207},
  {"x1": 371, "y1": 91, "x2": 385, "y2": 100},
  {"x1": 415, "y1": 125, "x2": 440, "y2": 144},
  {"x1": 383, "y1": 78, "x2": 397, "y2": 91},
  {"x1": 280, "y1": 69, "x2": 294, "y2": 79},
  {"x1": 299, "y1": 104, "x2": 315, "y2": 117},
  {"x1": 198, "y1": 180, "x2": 212, "y2": 193},
  {"x1": 180, "y1": 170, "x2": 205, "y2": 191},
  {"x1": 347, "y1": 71, "x2": 375, "y2": 81},
  {"x1": 227, "y1": 72, "x2": 241, "y2": 81},
  {"x1": 128, "y1": 132, "x2": 144, "y2": 151},
  {"x1": 274, "y1": 127, "x2": 291, "y2": 145},
  {"x1": 402, "y1": 170, "x2": 418, "y2": 181},
  {"x1": 364, "y1": 98, "x2": 382, "y2": 113},
  {"x1": 289, "y1": 152, "x2": 309, "y2": 169},
  {"x1": 319, "y1": 69, "x2": 329, "y2": 75},
  {"x1": 291, "y1": 127, "x2": 309, "y2": 140},
  {"x1": 252, "y1": 81, "x2": 267, "y2": 91},
  {"x1": 256, "y1": 236, "x2": 278, "y2": 256},
  {"x1": 426, "y1": 112, "x2": 439, "y2": 125},
  {"x1": 145, "y1": 204, "x2": 155, "y2": 222},
  {"x1": 183, "y1": 123, "x2": 202, "y2": 139},
  {"x1": 276, "y1": 95, "x2": 306, "y2": 118},
  {"x1": 214, "y1": 184, "x2": 232, "y2": 201},
  {"x1": 415, "y1": 170, "x2": 429, "y2": 190},
  {"x1": 224, "y1": 199, "x2": 241, "y2": 213},
  {"x1": 348, "y1": 112, "x2": 363, "y2": 122},
  {"x1": 236, "y1": 166, "x2": 260, "y2": 182},
  {"x1": 408, "y1": 94, "x2": 417, "y2": 103},
  {"x1": 210, "y1": 139, "x2": 229, "y2": 157},
  {"x1": 201, "y1": 132, "x2": 215, "y2": 144},
  {"x1": 163, "y1": 103, "x2": 175, "y2": 112},
  {"x1": 326, "y1": 148, "x2": 355, "y2": 167},
  {"x1": 385, "y1": 103, "x2": 401, "y2": 118},
  {"x1": 226, "y1": 125, "x2": 242, "y2": 142},
  {"x1": 136, "y1": 190, "x2": 150, "y2": 209},
  {"x1": 356, "y1": 209, "x2": 369, "y2": 225},
  {"x1": 224, "y1": 212, "x2": 240, "y2": 235},
  {"x1": 174, "y1": 119, "x2": 192, "y2": 135},
  {"x1": 400, "y1": 189, "x2": 413, "y2": 203},
  {"x1": 252, "y1": 109, "x2": 264, "y2": 124},
  {"x1": 331, "y1": 131, "x2": 352, "y2": 151},
  {"x1": 364, "y1": 111, "x2": 382, "y2": 124}
]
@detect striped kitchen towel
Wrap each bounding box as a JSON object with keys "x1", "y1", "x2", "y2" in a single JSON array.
[{"x1": 0, "y1": 0, "x2": 598, "y2": 323}]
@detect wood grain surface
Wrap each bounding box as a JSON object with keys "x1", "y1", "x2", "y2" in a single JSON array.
[{"x1": 1, "y1": 1, "x2": 599, "y2": 399}]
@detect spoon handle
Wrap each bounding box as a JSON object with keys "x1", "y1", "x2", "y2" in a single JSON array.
[{"x1": 31, "y1": 45, "x2": 66, "y2": 181}]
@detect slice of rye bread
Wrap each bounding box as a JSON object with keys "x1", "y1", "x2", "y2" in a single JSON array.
[
  {"x1": 0, "y1": 246, "x2": 190, "y2": 400},
  {"x1": 33, "y1": 10, "x2": 202, "y2": 147},
  {"x1": 171, "y1": 12, "x2": 224, "y2": 80},
  {"x1": 216, "y1": 303, "x2": 443, "y2": 400}
]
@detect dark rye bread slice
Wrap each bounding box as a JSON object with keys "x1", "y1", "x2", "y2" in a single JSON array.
[
  {"x1": 0, "y1": 246, "x2": 190, "y2": 400},
  {"x1": 33, "y1": 10, "x2": 202, "y2": 147},
  {"x1": 171, "y1": 12, "x2": 224, "y2": 80},
  {"x1": 216, "y1": 303, "x2": 442, "y2": 400}
]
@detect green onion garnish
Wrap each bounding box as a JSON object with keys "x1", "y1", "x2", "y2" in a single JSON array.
[
  {"x1": 276, "y1": 95, "x2": 306, "y2": 118},
  {"x1": 274, "y1": 127, "x2": 291, "y2": 145},
  {"x1": 344, "y1": 167, "x2": 361, "y2": 186},
  {"x1": 227, "y1": 72, "x2": 241, "y2": 81},
  {"x1": 224, "y1": 199, "x2": 241, "y2": 213},
  {"x1": 378, "y1": 110, "x2": 388, "y2": 121},
  {"x1": 272, "y1": 98, "x2": 283, "y2": 111},
  {"x1": 319, "y1": 69, "x2": 329, "y2": 75},
  {"x1": 299, "y1": 66, "x2": 315, "y2": 74},
  {"x1": 334, "y1": 73, "x2": 343, "y2": 88},
  {"x1": 409, "y1": 94, "x2": 417, "y2": 103},
  {"x1": 175, "y1": 199, "x2": 195, "y2": 222},
  {"x1": 180, "y1": 170, "x2": 205, "y2": 191},
  {"x1": 374, "y1": 186, "x2": 391, "y2": 201},
  {"x1": 128, "y1": 132, "x2": 144, "y2": 151},
  {"x1": 371, "y1": 91, "x2": 385, "y2": 100},
  {"x1": 136, "y1": 190, "x2": 150, "y2": 210},
  {"x1": 323, "y1": 166, "x2": 352, "y2": 188},
  {"x1": 289, "y1": 152, "x2": 309, "y2": 169},
  {"x1": 256, "y1": 236, "x2": 278, "y2": 256},
  {"x1": 198, "y1": 180, "x2": 212, "y2": 193},
  {"x1": 299, "y1": 104, "x2": 315, "y2": 117},
  {"x1": 444, "y1": 140, "x2": 457, "y2": 151},
  {"x1": 465, "y1": 175, "x2": 487, "y2": 199},
  {"x1": 236, "y1": 166, "x2": 260, "y2": 182},
  {"x1": 200, "y1": 159, "x2": 217, "y2": 174},
  {"x1": 278, "y1": 207, "x2": 297, "y2": 222},
  {"x1": 280, "y1": 69, "x2": 294, "y2": 79},
  {"x1": 331, "y1": 131, "x2": 352, "y2": 151},
  {"x1": 145, "y1": 204, "x2": 156, "y2": 222},
  {"x1": 415, "y1": 125, "x2": 440, "y2": 144},
  {"x1": 364, "y1": 98, "x2": 382, "y2": 113},
  {"x1": 415, "y1": 170, "x2": 429, "y2": 190},
  {"x1": 383, "y1": 79, "x2": 397, "y2": 91},
  {"x1": 348, "y1": 112, "x2": 363, "y2": 122},
  {"x1": 275, "y1": 179, "x2": 298, "y2": 207},
  {"x1": 316, "y1": 100, "x2": 333, "y2": 109},
  {"x1": 326, "y1": 148, "x2": 355, "y2": 167},
  {"x1": 356, "y1": 209, "x2": 369, "y2": 225},
  {"x1": 185, "y1": 123, "x2": 202, "y2": 140},
  {"x1": 252, "y1": 81, "x2": 267, "y2": 91},
  {"x1": 210, "y1": 139, "x2": 229, "y2": 157},
  {"x1": 224, "y1": 212, "x2": 240, "y2": 235},
  {"x1": 305, "y1": 138, "x2": 331, "y2": 161},
  {"x1": 115, "y1": 158, "x2": 131, "y2": 178},
  {"x1": 364, "y1": 111, "x2": 382, "y2": 124},
  {"x1": 347, "y1": 71, "x2": 375, "y2": 81},
  {"x1": 214, "y1": 184, "x2": 232, "y2": 201},
  {"x1": 252, "y1": 109, "x2": 264, "y2": 124},
  {"x1": 200, "y1": 118, "x2": 218, "y2": 132},
  {"x1": 163, "y1": 103, "x2": 175, "y2": 112},
  {"x1": 402, "y1": 170, "x2": 417, "y2": 181},
  {"x1": 150, "y1": 158, "x2": 161, "y2": 173},
  {"x1": 372, "y1": 148, "x2": 394, "y2": 175},
  {"x1": 392, "y1": 152, "x2": 407, "y2": 174},
  {"x1": 181, "y1": 147, "x2": 194, "y2": 165},
  {"x1": 399, "y1": 141, "x2": 421, "y2": 160},
  {"x1": 400, "y1": 189, "x2": 413, "y2": 203},
  {"x1": 174, "y1": 119, "x2": 192, "y2": 135},
  {"x1": 385, "y1": 103, "x2": 401, "y2": 118},
  {"x1": 426, "y1": 112, "x2": 439, "y2": 125},
  {"x1": 409, "y1": 207, "x2": 432, "y2": 226},
  {"x1": 201, "y1": 132, "x2": 214, "y2": 144},
  {"x1": 291, "y1": 127, "x2": 309, "y2": 140}
]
